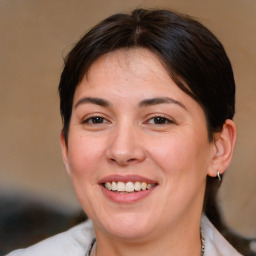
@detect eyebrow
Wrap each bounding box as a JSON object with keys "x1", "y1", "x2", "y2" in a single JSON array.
[
  {"x1": 74, "y1": 97, "x2": 111, "y2": 108},
  {"x1": 74, "y1": 96, "x2": 187, "y2": 110},
  {"x1": 138, "y1": 97, "x2": 187, "y2": 110}
]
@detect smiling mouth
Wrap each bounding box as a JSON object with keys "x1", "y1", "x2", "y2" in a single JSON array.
[{"x1": 103, "y1": 181, "x2": 157, "y2": 193}]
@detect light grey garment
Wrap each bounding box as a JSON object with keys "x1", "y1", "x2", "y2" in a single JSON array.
[
  {"x1": 6, "y1": 215, "x2": 242, "y2": 256},
  {"x1": 5, "y1": 219, "x2": 94, "y2": 256}
]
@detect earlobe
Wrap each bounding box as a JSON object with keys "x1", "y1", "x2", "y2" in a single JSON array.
[
  {"x1": 59, "y1": 132, "x2": 71, "y2": 176},
  {"x1": 207, "y1": 119, "x2": 236, "y2": 177}
]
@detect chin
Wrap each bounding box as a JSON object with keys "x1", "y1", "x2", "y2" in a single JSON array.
[{"x1": 95, "y1": 212, "x2": 156, "y2": 241}]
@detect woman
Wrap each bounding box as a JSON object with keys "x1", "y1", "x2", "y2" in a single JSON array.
[{"x1": 7, "y1": 8, "x2": 241, "y2": 256}]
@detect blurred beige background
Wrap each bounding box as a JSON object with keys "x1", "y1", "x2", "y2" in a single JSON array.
[{"x1": 0, "y1": 0, "x2": 255, "y2": 238}]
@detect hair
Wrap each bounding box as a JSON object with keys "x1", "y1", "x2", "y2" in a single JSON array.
[{"x1": 58, "y1": 8, "x2": 235, "y2": 228}]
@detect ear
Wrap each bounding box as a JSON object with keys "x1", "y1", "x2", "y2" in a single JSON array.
[
  {"x1": 207, "y1": 119, "x2": 236, "y2": 177},
  {"x1": 59, "y1": 131, "x2": 71, "y2": 176}
]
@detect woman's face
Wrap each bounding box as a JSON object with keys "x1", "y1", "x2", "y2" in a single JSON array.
[{"x1": 61, "y1": 48, "x2": 216, "y2": 241}]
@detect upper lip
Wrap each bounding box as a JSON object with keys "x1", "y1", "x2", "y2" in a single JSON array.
[{"x1": 98, "y1": 175, "x2": 158, "y2": 184}]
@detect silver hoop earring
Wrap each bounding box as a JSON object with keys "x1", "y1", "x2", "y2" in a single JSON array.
[{"x1": 217, "y1": 171, "x2": 222, "y2": 185}]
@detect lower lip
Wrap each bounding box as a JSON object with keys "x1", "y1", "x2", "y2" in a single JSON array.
[{"x1": 100, "y1": 185, "x2": 157, "y2": 203}]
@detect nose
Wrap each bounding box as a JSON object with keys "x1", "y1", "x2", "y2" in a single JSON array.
[{"x1": 106, "y1": 124, "x2": 146, "y2": 166}]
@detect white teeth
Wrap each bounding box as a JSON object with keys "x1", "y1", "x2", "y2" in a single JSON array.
[
  {"x1": 104, "y1": 181, "x2": 155, "y2": 192},
  {"x1": 126, "y1": 182, "x2": 134, "y2": 192},
  {"x1": 117, "y1": 181, "x2": 126, "y2": 192},
  {"x1": 147, "y1": 184, "x2": 153, "y2": 189},
  {"x1": 105, "y1": 182, "x2": 112, "y2": 190},
  {"x1": 112, "y1": 181, "x2": 117, "y2": 191},
  {"x1": 141, "y1": 182, "x2": 147, "y2": 191},
  {"x1": 134, "y1": 181, "x2": 141, "y2": 191}
]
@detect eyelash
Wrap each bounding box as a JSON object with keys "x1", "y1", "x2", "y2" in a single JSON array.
[
  {"x1": 145, "y1": 116, "x2": 176, "y2": 125},
  {"x1": 82, "y1": 116, "x2": 110, "y2": 125},
  {"x1": 81, "y1": 115, "x2": 176, "y2": 126}
]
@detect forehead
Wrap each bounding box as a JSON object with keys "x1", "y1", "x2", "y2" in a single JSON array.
[
  {"x1": 86, "y1": 48, "x2": 170, "y2": 81},
  {"x1": 74, "y1": 49, "x2": 196, "y2": 105},
  {"x1": 77, "y1": 48, "x2": 179, "y2": 97},
  {"x1": 73, "y1": 49, "x2": 204, "y2": 116}
]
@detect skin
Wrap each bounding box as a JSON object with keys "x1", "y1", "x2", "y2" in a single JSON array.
[{"x1": 60, "y1": 48, "x2": 236, "y2": 256}]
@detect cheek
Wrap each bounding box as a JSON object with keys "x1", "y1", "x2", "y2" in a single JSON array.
[
  {"x1": 67, "y1": 134, "x2": 104, "y2": 179},
  {"x1": 147, "y1": 131, "x2": 210, "y2": 177},
  {"x1": 66, "y1": 135, "x2": 104, "y2": 210},
  {"x1": 149, "y1": 134, "x2": 190, "y2": 166}
]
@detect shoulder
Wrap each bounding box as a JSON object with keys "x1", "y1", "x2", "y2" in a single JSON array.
[
  {"x1": 201, "y1": 215, "x2": 243, "y2": 256},
  {"x1": 6, "y1": 219, "x2": 95, "y2": 256}
]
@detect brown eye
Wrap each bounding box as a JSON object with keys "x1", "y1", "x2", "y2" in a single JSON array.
[
  {"x1": 153, "y1": 117, "x2": 167, "y2": 124},
  {"x1": 83, "y1": 116, "x2": 109, "y2": 124},
  {"x1": 147, "y1": 116, "x2": 173, "y2": 125},
  {"x1": 90, "y1": 117, "x2": 104, "y2": 124}
]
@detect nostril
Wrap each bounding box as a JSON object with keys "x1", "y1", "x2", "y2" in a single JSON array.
[
  {"x1": 108, "y1": 156, "x2": 138, "y2": 166},
  {"x1": 127, "y1": 158, "x2": 137, "y2": 162}
]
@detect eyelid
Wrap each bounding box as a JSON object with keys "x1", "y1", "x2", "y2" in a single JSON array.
[
  {"x1": 144, "y1": 114, "x2": 177, "y2": 125},
  {"x1": 83, "y1": 117, "x2": 109, "y2": 124},
  {"x1": 81, "y1": 113, "x2": 111, "y2": 124}
]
